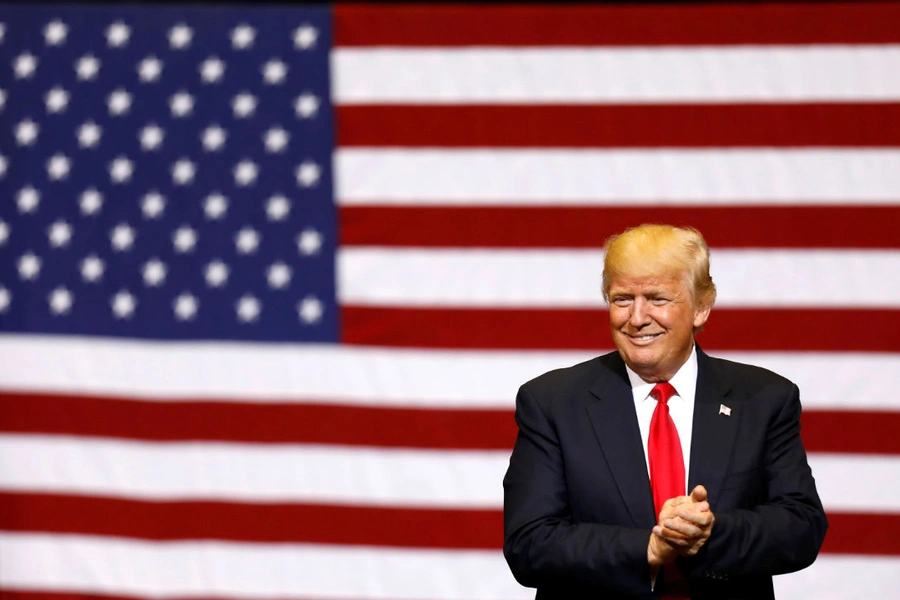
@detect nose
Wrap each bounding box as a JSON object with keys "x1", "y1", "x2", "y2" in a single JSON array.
[{"x1": 628, "y1": 297, "x2": 651, "y2": 328}]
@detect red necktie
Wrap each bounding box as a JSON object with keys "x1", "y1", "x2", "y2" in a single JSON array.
[{"x1": 649, "y1": 381, "x2": 685, "y2": 517}]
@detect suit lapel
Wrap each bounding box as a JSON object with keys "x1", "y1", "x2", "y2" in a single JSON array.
[
  {"x1": 688, "y1": 348, "x2": 739, "y2": 504},
  {"x1": 586, "y1": 354, "x2": 657, "y2": 527}
]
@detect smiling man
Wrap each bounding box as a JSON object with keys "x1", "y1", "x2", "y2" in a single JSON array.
[{"x1": 503, "y1": 224, "x2": 827, "y2": 599}]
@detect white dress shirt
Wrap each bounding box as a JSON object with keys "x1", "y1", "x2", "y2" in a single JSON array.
[{"x1": 626, "y1": 345, "x2": 698, "y2": 494}]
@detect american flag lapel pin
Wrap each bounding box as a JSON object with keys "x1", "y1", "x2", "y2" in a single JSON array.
[{"x1": 719, "y1": 404, "x2": 732, "y2": 417}]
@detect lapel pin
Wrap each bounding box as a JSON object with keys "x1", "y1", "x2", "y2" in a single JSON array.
[{"x1": 719, "y1": 404, "x2": 732, "y2": 417}]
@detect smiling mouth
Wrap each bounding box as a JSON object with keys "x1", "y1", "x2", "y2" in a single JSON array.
[{"x1": 628, "y1": 333, "x2": 662, "y2": 342}]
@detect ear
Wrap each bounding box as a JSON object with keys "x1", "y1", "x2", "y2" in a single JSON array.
[{"x1": 693, "y1": 303, "x2": 711, "y2": 329}]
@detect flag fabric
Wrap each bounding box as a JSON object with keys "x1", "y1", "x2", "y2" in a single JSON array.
[{"x1": 1, "y1": 3, "x2": 899, "y2": 600}]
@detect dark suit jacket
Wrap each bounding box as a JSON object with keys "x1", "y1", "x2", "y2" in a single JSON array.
[{"x1": 503, "y1": 347, "x2": 827, "y2": 599}]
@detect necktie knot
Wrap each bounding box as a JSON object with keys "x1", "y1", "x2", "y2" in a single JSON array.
[{"x1": 651, "y1": 381, "x2": 677, "y2": 405}]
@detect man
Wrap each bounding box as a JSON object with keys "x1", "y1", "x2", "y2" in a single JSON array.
[{"x1": 503, "y1": 224, "x2": 827, "y2": 599}]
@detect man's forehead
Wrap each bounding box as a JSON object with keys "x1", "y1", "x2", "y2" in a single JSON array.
[{"x1": 608, "y1": 274, "x2": 688, "y2": 293}]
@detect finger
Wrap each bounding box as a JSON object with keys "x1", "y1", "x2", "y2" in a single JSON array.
[
  {"x1": 662, "y1": 518, "x2": 703, "y2": 539},
  {"x1": 677, "y1": 508, "x2": 713, "y2": 527}
]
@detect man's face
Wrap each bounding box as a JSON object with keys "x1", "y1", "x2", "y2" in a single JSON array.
[{"x1": 608, "y1": 273, "x2": 710, "y2": 382}]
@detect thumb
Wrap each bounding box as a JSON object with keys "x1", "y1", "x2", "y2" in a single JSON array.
[{"x1": 690, "y1": 485, "x2": 708, "y2": 502}]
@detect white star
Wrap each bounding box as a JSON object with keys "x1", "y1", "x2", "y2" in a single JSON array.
[
  {"x1": 75, "y1": 55, "x2": 100, "y2": 80},
  {"x1": 81, "y1": 255, "x2": 105, "y2": 282},
  {"x1": 262, "y1": 59, "x2": 287, "y2": 85},
  {"x1": 142, "y1": 192, "x2": 166, "y2": 219},
  {"x1": 0, "y1": 287, "x2": 10, "y2": 313},
  {"x1": 204, "y1": 193, "x2": 228, "y2": 220},
  {"x1": 142, "y1": 259, "x2": 167, "y2": 286},
  {"x1": 201, "y1": 125, "x2": 226, "y2": 151},
  {"x1": 110, "y1": 223, "x2": 135, "y2": 251},
  {"x1": 200, "y1": 57, "x2": 224, "y2": 83},
  {"x1": 80, "y1": 188, "x2": 103, "y2": 215},
  {"x1": 109, "y1": 156, "x2": 134, "y2": 183},
  {"x1": 44, "y1": 20, "x2": 68, "y2": 46},
  {"x1": 0, "y1": 154, "x2": 6, "y2": 178},
  {"x1": 172, "y1": 226, "x2": 197, "y2": 253},
  {"x1": 17, "y1": 186, "x2": 40, "y2": 213},
  {"x1": 0, "y1": 23, "x2": 6, "y2": 44},
  {"x1": 173, "y1": 293, "x2": 199, "y2": 321},
  {"x1": 170, "y1": 92, "x2": 194, "y2": 117},
  {"x1": 14, "y1": 53, "x2": 38, "y2": 79},
  {"x1": 297, "y1": 228, "x2": 323, "y2": 256},
  {"x1": 49, "y1": 287, "x2": 73, "y2": 315},
  {"x1": 106, "y1": 21, "x2": 131, "y2": 48},
  {"x1": 266, "y1": 194, "x2": 291, "y2": 221},
  {"x1": 138, "y1": 56, "x2": 163, "y2": 82},
  {"x1": 235, "y1": 227, "x2": 259, "y2": 254},
  {"x1": 0, "y1": 220, "x2": 8, "y2": 246},
  {"x1": 236, "y1": 295, "x2": 261, "y2": 323},
  {"x1": 264, "y1": 127, "x2": 289, "y2": 153},
  {"x1": 48, "y1": 220, "x2": 72, "y2": 247},
  {"x1": 295, "y1": 161, "x2": 321, "y2": 187},
  {"x1": 231, "y1": 24, "x2": 255, "y2": 49},
  {"x1": 108, "y1": 89, "x2": 132, "y2": 116},
  {"x1": 171, "y1": 158, "x2": 196, "y2": 185},
  {"x1": 0, "y1": 89, "x2": 6, "y2": 111},
  {"x1": 298, "y1": 296, "x2": 323, "y2": 324},
  {"x1": 46, "y1": 87, "x2": 69, "y2": 113},
  {"x1": 47, "y1": 154, "x2": 71, "y2": 180},
  {"x1": 169, "y1": 24, "x2": 193, "y2": 49},
  {"x1": 233, "y1": 160, "x2": 258, "y2": 186},
  {"x1": 111, "y1": 290, "x2": 136, "y2": 319},
  {"x1": 140, "y1": 124, "x2": 164, "y2": 150},
  {"x1": 15, "y1": 119, "x2": 39, "y2": 146},
  {"x1": 77, "y1": 121, "x2": 102, "y2": 148},
  {"x1": 204, "y1": 260, "x2": 229, "y2": 287},
  {"x1": 232, "y1": 93, "x2": 256, "y2": 118},
  {"x1": 293, "y1": 24, "x2": 318, "y2": 49},
  {"x1": 266, "y1": 262, "x2": 292, "y2": 289},
  {"x1": 18, "y1": 252, "x2": 41, "y2": 280}
]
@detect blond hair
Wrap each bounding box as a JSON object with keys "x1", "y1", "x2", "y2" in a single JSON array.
[{"x1": 602, "y1": 223, "x2": 717, "y2": 308}]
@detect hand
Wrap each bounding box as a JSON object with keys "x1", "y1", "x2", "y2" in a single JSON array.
[
  {"x1": 647, "y1": 527, "x2": 678, "y2": 567},
  {"x1": 653, "y1": 485, "x2": 715, "y2": 556}
]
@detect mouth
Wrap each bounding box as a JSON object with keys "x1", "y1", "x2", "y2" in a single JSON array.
[{"x1": 626, "y1": 332, "x2": 662, "y2": 344}]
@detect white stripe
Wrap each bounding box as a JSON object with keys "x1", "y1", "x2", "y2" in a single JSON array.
[
  {"x1": 333, "y1": 46, "x2": 900, "y2": 104},
  {"x1": 335, "y1": 149, "x2": 900, "y2": 204},
  {"x1": 0, "y1": 434, "x2": 506, "y2": 507},
  {"x1": 338, "y1": 248, "x2": 900, "y2": 308},
  {"x1": 0, "y1": 336, "x2": 899, "y2": 411},
  {"x1": 0, "y1": 435, "x2": 896, "y2": 512},
  {"x1": 773, "y1": 555, "x2": 900, "y2": 600},
  {"x1": 0, "y1": 534, "x2": 895, "y2": 600},
  {"x1": 0, "y1": 533, "x2": 530, "y2": 600}
]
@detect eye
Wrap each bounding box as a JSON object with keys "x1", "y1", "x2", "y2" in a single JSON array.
[
  {"x1": 611, "y1": 297, "x2": 632, "y2": 307},
  {"x1": 650, "y1": 297, "x2": 670, "y2": 305}
]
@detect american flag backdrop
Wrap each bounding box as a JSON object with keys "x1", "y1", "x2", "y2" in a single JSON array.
[{"x1": 1, "y1": 2, "x2": 899, "y2": 599}]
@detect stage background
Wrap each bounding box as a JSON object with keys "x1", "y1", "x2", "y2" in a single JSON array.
[{"x1": 1, "y1": 2, "x2": 899, "y2": 599}]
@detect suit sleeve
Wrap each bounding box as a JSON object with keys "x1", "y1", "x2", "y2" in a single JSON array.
[
  {"x1": 681, "y1": 383, "x2": 828, "y2": 577},
  {"x1": 503, "y1": 383, "x2": 654, "y2": 596}
]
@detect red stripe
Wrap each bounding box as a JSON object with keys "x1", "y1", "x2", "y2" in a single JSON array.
[
  {"x1": 2, "y1": 392, "x2": 897, "y2": 454},
  {"x1": 0, "y1": 391, "x2": 517, "y2": 450},
  {"x1": 338, "y1": 104, "x2": 900, "y2": 148},
  {"x1": 334, "y1": 3, "x2": 900, "y2": 46},
  {"x1": 341, "y1": 306, "x2": 900, "y2": 353},
  {"x1": 801, "y1": 411, "x2": 900, "y2": 454},
  {"x1": 338, "y1": 206, "x2": 900, "y2": 249},
  {"x1": 0, "y1": 492, "x2": 499, "y2": 549},
  {"x1": 1, "y1": 492, "x2": 897, "y2": 555}
]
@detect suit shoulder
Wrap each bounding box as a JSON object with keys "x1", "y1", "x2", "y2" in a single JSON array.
[
  {"x1": 704, "y1": 354, "x2": 796, "y2": 394},
  {"x1": 520, "y1": 351, "x2": 619, "y2": 397}
]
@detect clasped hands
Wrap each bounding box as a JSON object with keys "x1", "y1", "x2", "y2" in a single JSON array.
[{"x1": 647, "y1": 485, "x2": 715, "y2": 566}]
